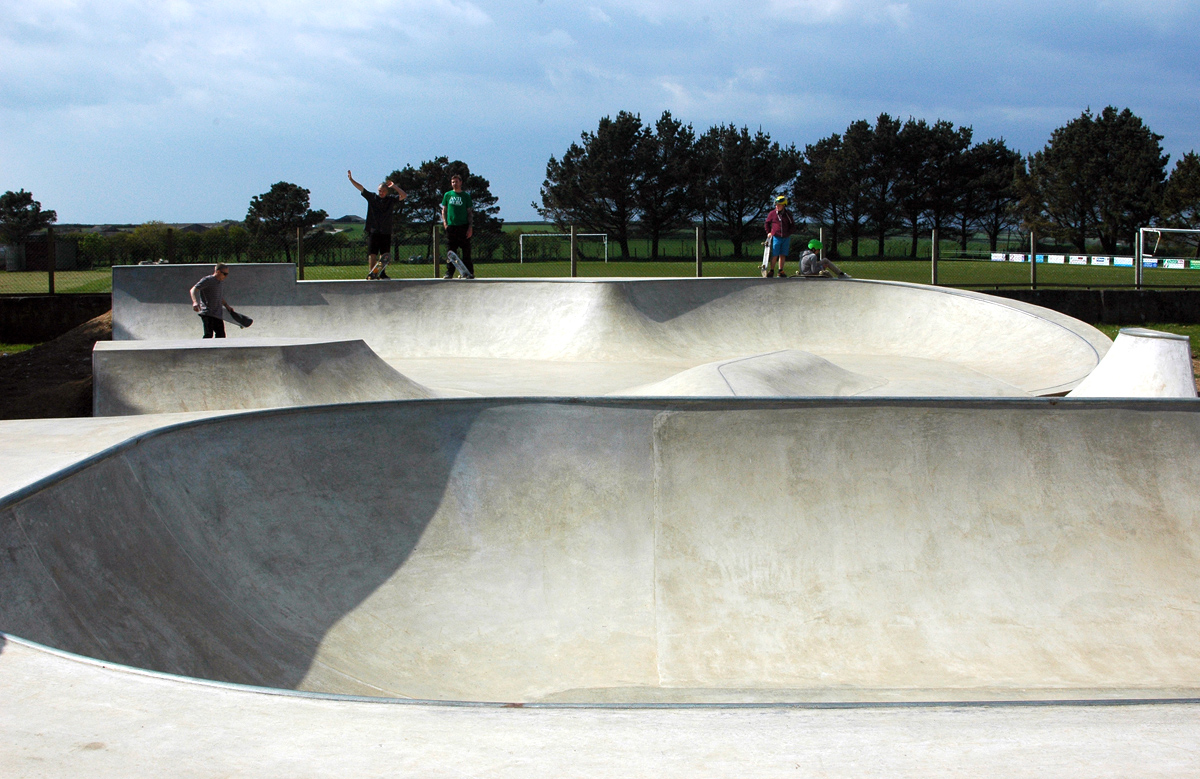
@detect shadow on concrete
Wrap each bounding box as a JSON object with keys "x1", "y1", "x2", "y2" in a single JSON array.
[{"x1": 0, "y1": 401, "x2": 475, "y2": 691}]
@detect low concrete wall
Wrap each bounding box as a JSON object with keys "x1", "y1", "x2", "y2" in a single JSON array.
[
  {"x1": 0, "y1": 294, "x2": 111, "y2": 343},
  {"x1": 988, "y1": 289, "x2": 1200, "y2": 324}
]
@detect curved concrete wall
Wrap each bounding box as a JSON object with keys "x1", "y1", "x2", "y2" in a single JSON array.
[
  {"x1": 3, "y1": 398, "x2": 1199, "y2": 703},
  {"x1": 113, "y1": 266, "x2": 1110, "y2": 396},
  {"x1": 93, "y1": 337, "x2": 435, "y2": 415}
]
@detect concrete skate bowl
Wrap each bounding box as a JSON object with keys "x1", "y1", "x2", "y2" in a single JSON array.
[
  {"x1": 4, "y1": 397, "x2": 1200, "y2": 704},
  {"x1": 109, "y1": 267, "x2": 1112, "y2": 399}
]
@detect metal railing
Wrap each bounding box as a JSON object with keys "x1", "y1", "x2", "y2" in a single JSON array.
[{"x1": 4, "y1": 225, "x2": 1199, "y2": 294}]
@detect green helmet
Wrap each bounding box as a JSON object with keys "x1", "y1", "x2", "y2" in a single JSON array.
[{"x1": 808, "y1": 239, "x2": 823, "y2": 251}]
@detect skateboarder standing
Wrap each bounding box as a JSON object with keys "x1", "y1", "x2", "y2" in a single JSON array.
[
  {"x1": 348, "y1": 170, "x2": 406, "y2": 279},
  {"x1": 190, "y1": 263, "x2": 238, "y2": 338},
  {"x1": 441, "y1": 174, "x2": 474, "y2": 279},
  {"x1": 763, "y1": 195, "x2": 795, "y2": 278}
]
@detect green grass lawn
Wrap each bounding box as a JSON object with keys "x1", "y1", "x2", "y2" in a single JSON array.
[
  {"x1": 1093, "y1": 323, "x2": 1200, "y2": 352},
  {"x1": 0, "y1": 343, "x2": 36, "y2": 356},
  {"x1": 0, "y1": 270, "x2": 114, "y2": 294}
]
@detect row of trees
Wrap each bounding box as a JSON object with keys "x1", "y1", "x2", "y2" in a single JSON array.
[
  {"x1": 0, "y1": 158, "x2": 505, "y2": 267},
  {"x1": 539, "y1": 108, "x2": 1200, "y2": 258},
  {"x1": 7, "y1": 106, "x2": 1198, "y2": 265},
  {"x1": 538, "y1": 111, "x2": 799, "y2": 258}
]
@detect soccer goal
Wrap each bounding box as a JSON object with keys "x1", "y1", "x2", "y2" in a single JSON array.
[
  {"x1": 518, "y1": 233, "x2": 609, "y2": 263},
  {"x1": 1136, "y1": 227, "x2": 1200, "y2": 286}
]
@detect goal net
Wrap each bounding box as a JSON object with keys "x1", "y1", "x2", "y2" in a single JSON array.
[{"x1": 1137, "y1": 227, "x2": 1200, "y2": 279}]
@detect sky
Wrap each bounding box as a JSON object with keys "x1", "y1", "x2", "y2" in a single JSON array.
[{"x1": 2, "y1": 0, "x2": 1199, "y2": 224}]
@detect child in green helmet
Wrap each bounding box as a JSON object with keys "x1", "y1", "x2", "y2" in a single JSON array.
[{"x1": 799, "y1": 239, "x2": 850, "y2": 278}]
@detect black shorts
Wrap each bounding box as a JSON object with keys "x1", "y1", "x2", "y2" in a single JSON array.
[{"x1": 367, "y1": 231, "x2": 391, "y2": 256}]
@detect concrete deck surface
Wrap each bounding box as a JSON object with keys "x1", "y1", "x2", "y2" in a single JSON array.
[{"x1": 5, "y1": 636, "x2": 1199, "y2": 778}]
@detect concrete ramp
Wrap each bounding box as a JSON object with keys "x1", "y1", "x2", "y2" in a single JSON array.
[
  {"x1": 111, "y1": 266, "x2": 1111, "y2": 397},
  {"x1": 614, "y1": 350, "x2": 888, "y2": 396},
  {"x1": 4, "y1": 398, "x2": 1199, "y2": 704},
  {"x1": 92, "y1": 338, "x2": 436, "y2": 415},
  {"x1": 1068, "y1": 328, "x2": 1197, "y2": 398}
]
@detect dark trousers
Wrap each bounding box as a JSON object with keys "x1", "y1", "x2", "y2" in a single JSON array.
[
  {"x1": 446, "y1": 225, "x2": 474, "y2": 274},
  {"x1": 201, "y1": 314, "x2": 226, "y2": 338}
]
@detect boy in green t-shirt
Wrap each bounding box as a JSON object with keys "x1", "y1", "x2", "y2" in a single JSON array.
[{"x1": 440, "y1": 175, "x2": 474, "y2": 279}]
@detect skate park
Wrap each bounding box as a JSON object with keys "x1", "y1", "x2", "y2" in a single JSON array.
[{"x1": 3, "y1": 266, "x2": 1200, "y2": 775}]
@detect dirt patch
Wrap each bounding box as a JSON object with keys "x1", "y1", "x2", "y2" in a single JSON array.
[{"x1": 0, "y1": 311, "x2": 111, "y2": 419}]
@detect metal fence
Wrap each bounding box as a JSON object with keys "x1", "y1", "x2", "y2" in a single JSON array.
[{"x1": 4, "y1": 225, "x2": 1200, "y2": 295}]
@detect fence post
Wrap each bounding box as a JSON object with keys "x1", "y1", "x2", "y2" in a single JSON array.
[
  {"x1": 166, "y1": 228, "x2": 175, "y2": 264},
  {"x1": 1134, "y1": 230, "x2": 1142, "y2": 290},
  {"x1": 570, "y1": 225, "x2": 578, "y2": 278},
  {"x1": 819, "y1": 227, "x2": 825, "y2": 261},
  {"x1": 296, "y1": 227, "x2": 305, "y2": 280},
  {"x1": 930, "y1": 228, "x2": 938, "y2": 285},
  {"x1": 47, "y1": 226, "x2": 56, "y2": 295},
  {"x1": 695, "y1": 225, "x2": 703, "y2": 277},
  {"x1": 432, "y1": 226, "x2": 440, "y2": 278},
  {"x1": 1030, "y1": 230, "x2": 1037, "y2": 290}
]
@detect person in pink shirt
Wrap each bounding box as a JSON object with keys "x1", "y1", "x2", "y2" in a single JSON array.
[{"x1": 763, "y1": 195, "x2": 795, "y2": 277}]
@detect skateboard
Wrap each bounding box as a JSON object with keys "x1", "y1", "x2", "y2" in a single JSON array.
[
  {"x1": 367, "y1": 256, "x2": 391, "y2": 280},
  {"x1": 219, "y1": 309, "x2": 253, "y2": 329},
  {"x1": 446, "y1": 250, "x2": 473, "y2": 279},
  {"x1": 761, "y1": 239, "x2": 771, "y2": 276}
]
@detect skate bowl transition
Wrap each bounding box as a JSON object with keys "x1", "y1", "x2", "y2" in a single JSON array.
[
  {"x1": 98, "y1": 264, "x2": 1113, "y2": 407},
  {"x1": 4, "y1": 267, "x2": 1200, "y2": 776},
  {"x1": 5, "y1": 397, "x2": 1200, "y2": 705}
]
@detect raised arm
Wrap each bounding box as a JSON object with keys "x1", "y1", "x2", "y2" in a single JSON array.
[
  {"x1": 386, "y1": 180, "x2": 407, "y2": 201},
  {"x1": 347, "y1": 170, "x2": 365, "y2": 193}
]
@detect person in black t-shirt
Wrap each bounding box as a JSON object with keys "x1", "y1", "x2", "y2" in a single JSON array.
[{"x1": 348, "y1": 170, "x2": 406, "y2": 279}]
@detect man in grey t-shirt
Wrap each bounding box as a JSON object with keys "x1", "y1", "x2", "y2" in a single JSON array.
[{"x1": 190, "y1": 263, "x2": 239, "y2": 338}]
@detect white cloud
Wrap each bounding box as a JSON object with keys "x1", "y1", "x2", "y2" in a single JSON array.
[
  {"x1": 534, "y1": 28, "x2": 576, "y2": 48},
  {"x1": 587, "y1": 5, "x2": 611, "y2": 23}
]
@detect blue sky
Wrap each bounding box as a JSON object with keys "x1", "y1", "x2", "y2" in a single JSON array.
[{"x1": 2, "y1": 0, "x2": 1198, "y2": 224}]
